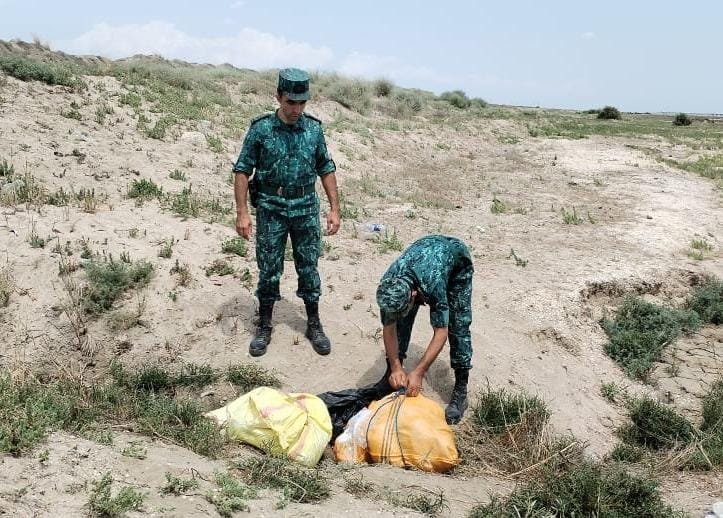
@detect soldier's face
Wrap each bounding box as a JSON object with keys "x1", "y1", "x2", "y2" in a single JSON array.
[{"x1": 276, "y1": 94, "x2": 306, "y2": 124}]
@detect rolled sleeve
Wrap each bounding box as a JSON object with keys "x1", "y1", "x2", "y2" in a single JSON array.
[{"x1": 315, "y1": 135, "x2": 336, "y2": 176}]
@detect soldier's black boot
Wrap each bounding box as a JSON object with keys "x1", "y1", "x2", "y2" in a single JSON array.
[
  {"x1": 445, "y1": 368, "x2": 470, "y2": 425},
  {"x1": 305, "y1": 301, "x2": 331, "y2": 355},
  {"x1": 249, "y1": 303, "x2": 273, "y2": 357}
]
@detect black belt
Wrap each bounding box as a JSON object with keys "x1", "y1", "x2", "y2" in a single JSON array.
[{"x1": 257, "y1": 183, "x2": 315, "y2": 199}]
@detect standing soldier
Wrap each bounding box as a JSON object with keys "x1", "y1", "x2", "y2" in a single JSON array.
[
  {"x1": 233, "y1": 68, "x2": 340, "y2": 357},
  {"x1": 375, "y1": 235, "x2": 474, "y2": 424}
]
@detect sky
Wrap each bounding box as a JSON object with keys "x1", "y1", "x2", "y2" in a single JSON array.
[{"x1": 1, "y1": 0, "x2": 721, "y2": 114}]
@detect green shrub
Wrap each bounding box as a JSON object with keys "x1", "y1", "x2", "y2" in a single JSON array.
[
  {"x1": 608, "y1": 442, "x2": 645, "y2": 462},
  {"x1": 440, "y1": 90, "x2": 471, "y2": 109},
  {"x1": 238, "y1": 456, "x2": 330, "y2": 504},
  {"x1": 88, "y1": 472, "x2": 144, "y2": 516},
  {"x1": 686, "y1": 275, "x2": 722, "y2": 324},
  {"x1": 128, "y1": 178, "x2": 162, "y2": 200},
  {"x1": 82, "y1": 258, "x2": 154, "y2": 314},
  {"x1": 226, "y1": 364, "x2": 281, "y2": 394},
  {"x1": 469, "y1": 462, "x2": 684, "y2": 518},
  {"x1": 0, "y1": 56, "x2": 79, "y2": 88},
  {"x1": 221, "y1": 237, "x2": 247, "y2": 257},
  {"x1": 673, "y1": 112, "x2": 692, "y2": 126},
  {"x1": 327, "y1": 79, "x2": 372, "y2": 114},
  {"x1": 471, "y1": 386, "x2": 549, "y2": 434},
  {"x1": 597, "y1": 105, "x2": 622, "y2": 120},
  {"x1": 373, "y1": 78, "x2": 394, "y2": 97},
  {"x1": 618, "y1": 396, "x2": 694, "y2": 450},
  {"x1": 602, "y1": 296, "x2": 701, "y2": 380}
]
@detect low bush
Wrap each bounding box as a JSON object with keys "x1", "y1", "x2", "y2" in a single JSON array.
[
  {"x1": 469, "y1": 462, "x2": 684, "y2": 517},
  {"x1": 686, "y1": 275, "x2": 722, "y2": 324},
  {"x1": 440, "y1": 90, "x2": 471, "y2": 109},
  {"x1": 673, "y1": 112, "x2": 692, "y2": 126},
  {"x1": 597, "y1": 105, "x2": 622, "y2": 120},
  {"x1": 602, "y1": 296, "x2": 700, "y2": 380},
  {"x1": 0, "y1": 55, "x2": 80, "y2": 88}
]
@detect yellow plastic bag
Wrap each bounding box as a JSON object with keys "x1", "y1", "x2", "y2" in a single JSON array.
[
  {"x1": 205, "y1": 387, "x2": 332, "y2": 467},
  {"x1": 365, "y1": 393, "x2": 459, "y2": 473}
]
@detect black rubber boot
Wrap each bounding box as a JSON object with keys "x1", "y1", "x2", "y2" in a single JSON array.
[
  {"x1": 249, "y1": 303, "x2": 273, "y2": 357},
  {"x1": 445, "y1": 368, "x2": 470, "y2": 425},
  {"x1": 305, "y1": 301, "x2": 331, "y2": 355}
]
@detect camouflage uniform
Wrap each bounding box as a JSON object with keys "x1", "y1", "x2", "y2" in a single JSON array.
[
  {"x1": 233, "y1": 111, "x2": 336, "y2": 305},
  {"x1": 378, "y1": 235, "x2": 474, "y2": 370}
]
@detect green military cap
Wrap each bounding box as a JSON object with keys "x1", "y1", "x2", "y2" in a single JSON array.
[
  {"x1": 377, "y1": 277, "x2": 413, "y2": 318},
  {"x1": 278, "y1": 68, "x2": 311, "y2": 101}
]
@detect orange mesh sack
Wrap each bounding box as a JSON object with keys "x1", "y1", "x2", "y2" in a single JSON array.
[{"x1": 365, "y1": 393, "x2": 459, "y2": 473}]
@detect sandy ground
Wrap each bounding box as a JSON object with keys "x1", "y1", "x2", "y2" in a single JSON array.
[{"x1": 0, "y1": 66, "x2": 721, "y2": 516}]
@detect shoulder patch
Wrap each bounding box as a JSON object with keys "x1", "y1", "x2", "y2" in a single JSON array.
[
  {"x1": 250, "y1": 113, "x2": 273, "y2": 126},
  {"x1": 303, "y1": 113, "x2": 323, "y2": 125}
]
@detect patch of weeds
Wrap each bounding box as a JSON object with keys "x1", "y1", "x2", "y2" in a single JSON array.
[
  {"x1": 119, "y1": 92, "x2": 142, "y2": 109},
  {"x1": 0, "y1": 55, "x2": 81, "y2": 88},
  {"x1": 128, "y1": 227, "x2": 139, "y2": 238},
  {"x1": 339, "y1": 192, "x2": 359, "y2": 220},
  {"x1": 145, "y1": 115, "x2": 176, "y2": 140},
  {"x1": 61, "y1": 107, "x2": 82, "y2": 120},
  {"x1": 238, "y1": 455, "x2": 330, "y2": 504},
  {"x1": 221, "y1": 236, "x2": 247, "y2": 257},
  {"x1": 0, "y1": 268, "x2": 13, "y2": 307},
  {"x1": 169, "y1": 169, "x2": 187, "y2": 181},
  {"x1": 608, "y1": 442, "x2": 645, "y2": 463},
  {"x1": 206, "y1": 471, "x2": 256, "y2": 517},
  {"x1": 76, "y1": 188, "x2": 101, "y2": 213},
  {"x1": 80, "y1": 239, "x2": 93, "y2": 259},
  {"x1": 205, "y1": 259, "x2": 234, "y2": 277},
  {"x1": 561, "y1": 206, "x2": 583, "y2": 224},
  {"x1": 168, "y1": 185, "x2": 201, "y2": 218},
  {"x1": 688, "y1": 238, "x2": 714, "y2": 260},
  {"x1": 95, "y1": 103, "x2": 114, "y2": 124},
  {"x1": 128, "y1": 178, "x2": 162, "y2": 201},
  {"x1": 490, "y1": 196, "x2": 507, "y2": 214},
  {"x1": 161, "y1": 472, "x2": 199, "y2": 495},
  {"x1": 112, "y1": 362, "x2": 219, "y2": 392},
  {"x1": 507, "y1": 248, "x2": 528, "y2": 267},
  {"x1": 119, "y1": 251, "x2": 131, "y2": 264},
  {"x1": 602, "y1": 296, "x2": 701, "y2": 380},
  {"x1": 170, "y1": 260, "x2": 193, "y2": 287},
  {"x1": 47, "y1": 187, "x2": 71, "y2": 206},
  {"x1": 378, "y1": 229, "x2": 403, "y2": 254},
  {"x1": 207, "y1": 135, "x2": 223, "y2": 153},
  {"x1": 87, "y1": 472, "x2": 145, "y2": 517},
  {"x1": 82, "y1": 258, "x2": 154, "y2": 315},
  {"x1": 28, "y1": 226, "x2": 46, "y2": 248},
  {"x1": 158, "y1": 237, "x2": 174, "y2": 259},
  {"x1": 121, "y1": 441, "x2": 147, "y2": 459},
  {"x1": 0, "y1": 158, "x2": 15, "y2": 177},
  {"x1": 456, "y1": 385, "x2": 582, "y2": 478},
  {"x1": 600, "y1": 381, "x2": 626, "y2": 403},
  {"x1": 618, "y1": 396, "x2": 694, "y2": 450},
  {"x1": 381, "y1": 486, "x2": 447, "y2": 516},
  {"x1": 226, "y1": 364, "x2": 281, "y2": 394},
  {"x1": 469, "y1": 462, "x2": 683, "y2": 518}
]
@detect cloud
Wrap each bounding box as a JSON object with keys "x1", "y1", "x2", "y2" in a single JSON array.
[
  {"x1": 581, "y1": 32, "x2": 596, "y2": 40},
  {"x1": 229, "y1": 1, "x2": 245, "y2": 8},
  {"x1": 53, "y1": 21, "x2": 334, "y2": 70},
  {"x1": 338, "y1": 51, "x2": 435, "y2": 83}
]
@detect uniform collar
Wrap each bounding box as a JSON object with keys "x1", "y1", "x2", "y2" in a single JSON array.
[{"x1": 273, "y1": 111, "x2": 306, "y2": 132}]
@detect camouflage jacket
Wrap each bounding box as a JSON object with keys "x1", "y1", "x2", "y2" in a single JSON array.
[
  {"x1": 379, "y1": 235, "x2": 472, "y2": 327},
  {"x1": 233, "y1": 111, "x2": 336, "y2": 217}
]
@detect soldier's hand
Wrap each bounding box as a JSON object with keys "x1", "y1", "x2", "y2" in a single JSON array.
[
  {"x1": 388, "y1": 368, "x2": 408, "y2": 391},
  {"x1": 325, "y1": 209, "x2": 340, "y2": 236},
  {"x1": 406, "y1": 370, "x2": 424, "y2": 397},
  {"x1": 236, "y1": 213, "x2": 252, "y2": 240}
]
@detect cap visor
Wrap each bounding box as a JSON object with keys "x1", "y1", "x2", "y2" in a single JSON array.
[{"x1": 284, "y1": 91, "x2": 310, "y2": 101}]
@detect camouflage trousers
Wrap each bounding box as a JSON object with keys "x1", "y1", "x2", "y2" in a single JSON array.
[
  {"x1": 255, "y1": 207, "x2": 321, "y2": 305},
  {"x1": 395, "y1": 257, "x2": 474, "y2": 370}
]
